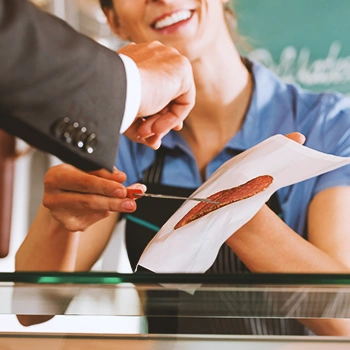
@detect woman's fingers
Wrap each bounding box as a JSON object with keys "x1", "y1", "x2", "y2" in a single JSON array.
[
  {"x1": 127, "y1": 183, "x2": 147, "y2": 193},
  {"x1": 44, "y1": 164, "x2": 128, "y2": 198},
  {"x1": 88, "y1": 166, "x2": 127, "y2": 182},
  {"x1": 45, "y1": 183, "x2": 147, "y2": 213},
  {"x1": 285, "y1": 132, "x2": 306, "y2": 145},
  {"x1": 42, "y1": 164, "x2": 148, "y2": 232},
  {"x1": 43, "y1": 192, "x2": 137, "y2": 213},
  {"x1": 43, "y1": 185, "x2": 144, "y2": 232}
]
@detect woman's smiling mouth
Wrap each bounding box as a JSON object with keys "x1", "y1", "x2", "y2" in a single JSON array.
[{"x1": 152, "y1": 10, "x2": 194, "y2": 31}]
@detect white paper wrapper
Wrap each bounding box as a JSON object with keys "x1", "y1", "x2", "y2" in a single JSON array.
[{"x1": 137, "y1": 134, "x2": 350, "y2": 273}]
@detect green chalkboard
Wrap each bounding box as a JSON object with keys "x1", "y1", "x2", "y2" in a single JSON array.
[{"x1": 233, "y1": 0, "x2": 350, "y2": 93}]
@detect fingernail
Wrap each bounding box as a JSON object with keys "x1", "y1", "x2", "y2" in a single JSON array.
[
  {"x1": 122, "y1": 200, "x2": 135, "y2": 211},
  {"x1": 139, "y1": 184, "x2": 147, "y2": 192},
  {"x1": 153, "y1": 140, "x2": 161, "y2": 150},
  {"x1": 144, "y1": 133, "x2": 155, "y2": 139}
]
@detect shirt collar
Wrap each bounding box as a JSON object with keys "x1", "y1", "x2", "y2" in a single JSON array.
[
  {"x1": 161, "y1": 58, "x2": 283, "y2": 153},
  {"x1": 226, "y1": 58, "x2": 285, "y2": 151}
]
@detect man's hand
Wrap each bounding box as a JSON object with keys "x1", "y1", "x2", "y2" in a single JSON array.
[{"x1": 119, "y1": 41, "x2": 196, "y2": 149}]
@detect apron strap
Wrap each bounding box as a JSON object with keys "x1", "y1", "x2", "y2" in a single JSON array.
[{"x1": 142, "y1": 146, "x2": 167, "y2": 184}]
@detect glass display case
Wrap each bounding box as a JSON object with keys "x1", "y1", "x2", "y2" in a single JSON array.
[{"x1": 1, "y1": 272, "x2": 350, "y2": 349}]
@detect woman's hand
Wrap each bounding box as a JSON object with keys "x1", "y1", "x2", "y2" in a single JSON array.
[
  {"x1": 285, "y1": 132, "x2": 305, "y2": 144},
  {"x1": 42, "y1": 164, "x2": 145, "y2": 232}
]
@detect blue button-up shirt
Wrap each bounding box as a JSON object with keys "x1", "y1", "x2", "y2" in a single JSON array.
[{"x1": 116, "y1": 59, "x2": 350, "y2": 237}]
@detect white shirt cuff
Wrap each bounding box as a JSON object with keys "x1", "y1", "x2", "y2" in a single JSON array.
[{"x1": 118, "y1": 54, "x2": 142, "y2": 133}]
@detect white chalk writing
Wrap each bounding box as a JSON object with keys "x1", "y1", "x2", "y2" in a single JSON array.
[{"x1": 249, "y1": 41, "x2": 350, "y2": 87}]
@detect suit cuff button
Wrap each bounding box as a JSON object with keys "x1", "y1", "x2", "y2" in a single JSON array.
[
  {"x1": 52, "y1": 117, "x2": 70, "y2": 138},
  {"x1": 73, "y1": 126, "x2": 87, "y2": 148},
  {"x1": 62, "y1": 121, "x2": 77, "y2": 144},
  {"x1": 85, "y1": 133, "x2": 98, "y2": 154}
]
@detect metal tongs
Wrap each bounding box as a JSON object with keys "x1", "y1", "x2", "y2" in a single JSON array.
[{"x1": 127, "y1": 189, "x2": 221, "y2": 204}]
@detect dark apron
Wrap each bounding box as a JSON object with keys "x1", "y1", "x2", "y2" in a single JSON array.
[{"x1": 123, "y1": 148, "x2": 312, "y2": 335}]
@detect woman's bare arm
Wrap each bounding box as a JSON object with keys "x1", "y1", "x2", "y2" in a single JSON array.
[
  {"x1": 15, "y1": 164, "x2": 145, "y2": 325},
  {"x1": 226, "y1": 187, "x2": 350, "y2": 335},
  {"x1": 15, "y1": 165, "x2": 142, "y2": 271}
]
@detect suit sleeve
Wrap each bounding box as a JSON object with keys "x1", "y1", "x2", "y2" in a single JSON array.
[{"x1": 0, "y1": 0, "x2": 127, "y2": 171}]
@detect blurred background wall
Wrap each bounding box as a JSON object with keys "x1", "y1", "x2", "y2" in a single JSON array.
[{"x1": 234, "y1": 0, "x2": 350, "y2": 94}]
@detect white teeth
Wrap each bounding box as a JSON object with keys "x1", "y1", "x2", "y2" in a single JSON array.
[{"x1": 154, "y1": 10, "x2": 192, "y2": 29}]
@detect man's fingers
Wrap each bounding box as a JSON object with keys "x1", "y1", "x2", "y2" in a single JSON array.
[
  {"x1": 119, "y1": 40, "x2": 195, "y2": 148},
  {"x1": 144, "y1": 135, "x2": 162, "y2": 150},
  {"x1": 172, "y1": 121, "x2": 183, "y2": 131},
  {"x1": 124, "y1": 111, "x2": 181, "y2": 149}
]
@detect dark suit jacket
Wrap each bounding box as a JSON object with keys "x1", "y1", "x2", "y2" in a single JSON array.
[{"x1": 0, "y1": 0, "x2": 127, "y2": 171}]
